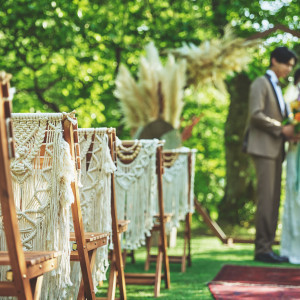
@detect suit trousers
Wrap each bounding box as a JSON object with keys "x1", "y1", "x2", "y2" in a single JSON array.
[{"x1": 252, "y1": 151, "x2": 283, "y2": 255}]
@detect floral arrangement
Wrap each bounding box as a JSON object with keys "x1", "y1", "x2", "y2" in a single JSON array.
[
  {"x1": 168, "y1": 25, "x2": 260, "y2": 92},
  {"x1": 284, "y1": 100, "x2": 300, "y2": 133},
  {"x1": 114, "y1": 42, "x2": 186, "y2": 132}
]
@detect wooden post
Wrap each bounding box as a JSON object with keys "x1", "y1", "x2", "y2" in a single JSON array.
[
  {"x1": 63, "y1": 119, "x2": 95, "y2": 300},
  {"x1": 156, "y1": 146, "x2": 170, "y2": 289},
  {"x1": 0, "y1": 78, "x2": 33, "y2": 299},
  {"x1": 109, "y1": 129, "x2": 127, "y2": 300}
]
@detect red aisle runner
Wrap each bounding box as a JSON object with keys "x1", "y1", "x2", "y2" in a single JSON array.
[{"x1": 208, "y1": 265, "x2": 300, "y2": 299}]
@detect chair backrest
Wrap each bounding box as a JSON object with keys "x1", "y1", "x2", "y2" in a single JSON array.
[
  {"x1": 0, "y1": 72, "x2": 35, "y2": 298},
  {"x1": 5, "y1": 112, "x2": 76, "y2": 299},
  {"x1": 162, "y1": 148, "x2": 197, "y2": 228},
  {"x1": 73, "y1": 127, "x2": 127, "y2": 300},
  {"x1": 77, "y1": 128, "x2": 116, "y2": 280},
  {"x1": 115, "y1": 139, "x2": 162, "y2": 249},
  {"x1": 78, "y1": 128, "x2": 115, "y2": 233}
]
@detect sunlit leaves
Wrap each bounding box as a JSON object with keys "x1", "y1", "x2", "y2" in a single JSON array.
[{"x1": 0, "y1": 0, "x2": 299, "y2": 222}]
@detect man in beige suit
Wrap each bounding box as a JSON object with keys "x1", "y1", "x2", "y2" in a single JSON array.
[{"x1": 245, "y1": 46, "x2": 297, "y2": 263}]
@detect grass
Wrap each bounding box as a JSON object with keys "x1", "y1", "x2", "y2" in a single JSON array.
[{"x1": 96, "y1": 216, "x2": 294, "y2": 299}]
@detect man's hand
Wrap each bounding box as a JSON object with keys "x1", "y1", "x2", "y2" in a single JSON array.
[{"x1": 282, "y1": 124, "x2": 295, "y2": 139}]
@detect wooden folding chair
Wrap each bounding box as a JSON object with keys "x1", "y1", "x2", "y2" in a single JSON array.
[
  {"x1": 59, "y1": 119, "x2": 112, "y2": 300},
  {"x1": 145, "y1": 148, "x2": 197, "y2": 272},
  {"x1": 8, "y1": 111, "x2": 103, "y2": 300},
  {"x1": 76, "y1": 127, "x2": 127, "y2": 300},
  {"x1": 0, "y1": 73, "x2": 60, "y2": 299},
  {"x1": 115, "y1": 140, "x2": 170, "y2": 297}
]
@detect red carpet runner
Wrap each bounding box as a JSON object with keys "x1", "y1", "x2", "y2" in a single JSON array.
[{"x1": 208, "y1": 264, "x2": 300, "y2": 299}]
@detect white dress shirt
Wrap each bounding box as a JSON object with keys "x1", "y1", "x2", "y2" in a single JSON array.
[{"x1": 266, "y1": 69, "x2": 287, "y2": 116}]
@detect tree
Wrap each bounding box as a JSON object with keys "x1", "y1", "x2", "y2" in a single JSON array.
[
  {"x1": 214, "y1": 0, "x2": 300, "y2": 224},
  {"x1": 0, "y1": 0, "x2": 299, "y2": 226}
]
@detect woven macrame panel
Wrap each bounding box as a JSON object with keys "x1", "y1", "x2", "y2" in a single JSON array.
[
  {"x1": 70, "y1": 128, "x2": 115, "y2": 293},
  {"x1": 0, "y1": 113, "x2": 75, "y2": 300},
  {"x1": 163, "y1": 148, "x2": 197, "y2": 230},
  {"x1": 189, "y1": 149, "x2": 196, "y2": 213},
  {"x1": 115, "y1": 139, "x2": 159, "y2": 250}
]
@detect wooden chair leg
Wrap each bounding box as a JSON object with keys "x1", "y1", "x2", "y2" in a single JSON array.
[
  {"x1": 181, "y1": 213, "x2": 191, "y2": 272},
  {"x1": 107, "y1": 262, "x2": 117, "y2": 300},
  {"x1": 156, "y1": 146, "x2": 170, "y2": 290},
  {"x1": 114, "y1": 233, "x2": 126, "y2": 300},
  {"x1": 98, "y1": 233, "x2": 124, "y2": 300},
  {"x1": 78, "y1": 249, "x2": 98, "y2": 300},
  {"x1": 181, "y1": 234, "x2": 187, "y2": 273},
  {"x1": 187, "y1": 241, "x2": 191, "y2": 267},
  {"x1": 30, "y1": 276, "x2": 44, "y2": 300},
  {"x1": 65, "y1": 120, "x2": 95, "y2": 300},
  {"x1": 144, "y1": 235, "x2": 152, "y2": 271},
  {"x1": 187, "y1": 213, "x2": 192, "y2": 267},
  {"x1": 161, "y1": 234, "x2": 170, "y2": 289},
  {"x1": 154, "y1": 247, "x2": 163, "y2": 298},
  {"x1": 122, "y1": 250, "x2": 127, "y2": 269},
  {"x1": 110, "y1": 164, "x2": 126, "y2": 300},
  {"x1": 130, "y1": 250, "x2": 135, "y2": 264}
]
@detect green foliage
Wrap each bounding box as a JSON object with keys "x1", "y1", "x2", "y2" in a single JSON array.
[
  {"x1": 0, "y1": 0, "x2": 217, "y2": 131},
  {"x1": 0, "y1": 0, "x2": 299, "y2": 225},
  {"x1": 182, "y1": 89, "x2": 229, "y2": 219}
]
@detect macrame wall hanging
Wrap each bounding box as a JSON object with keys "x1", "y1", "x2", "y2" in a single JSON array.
[
  {"x1": 162, "y1": 148, "x2": 197, "y2": 230},
  {"x1": 189, "y1": 149, "x2": 196, "y2": 213},
  {"x1": 115, "y1": 139, "x2": 159, "y2": 250},
  {"x1": 0, "y1": 112, "x2": 75, "y2": 300},
  {"x1": 70, "y1": 128, "x2": 116, "y2": 295}
]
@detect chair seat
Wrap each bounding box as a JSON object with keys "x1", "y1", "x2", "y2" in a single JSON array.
[
  {"x1": 0, "y1": 251, "x2": 60, "y2": 280},
  {"x1": 70, "y1": 232, "x2": 109, "y2": 260},
  {"x1": 0, "y1": 251, "x2": 60, "y2": 266},
  {"x1": 118, "y1": 220, "x2": 130, "y2": 233},
  {"x1": 69, "y1": 232, "x2": 109, "y2": 242}
]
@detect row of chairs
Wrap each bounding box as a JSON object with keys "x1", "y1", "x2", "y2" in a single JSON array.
[
  {"x1": 0, "y1": 75, "x2": 126, "y2": 300},
  {"x1": 0, "y1": 73, "x2": 196, "y2": 299}
]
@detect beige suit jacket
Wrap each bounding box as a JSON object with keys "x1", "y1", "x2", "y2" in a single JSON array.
[{"x1": 245, "y1": 75, "x2": 286, "y2": 159}]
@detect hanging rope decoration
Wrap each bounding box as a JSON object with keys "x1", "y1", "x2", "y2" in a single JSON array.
[
  {"x1": 189, "y1": 149, "x2": 196, "y2": 213},
  {"x1": 115, "y1": 139, "x2": 159, "y2": 250},
  {"x1": 116, "y1": 140, "x2": 142, "y2": 161},
  {"x1": 162, "y1": 148, "x2": 197, "y2": 229},
  {"x1": 69, "y1": 128, "x2": 115, "y2": 296},
  {"x1": 163, "y1": 152, "x2": 179, "y2": 168},
  {"x1": 0, "y1": 112, "x2": 75, "y2": 300}
]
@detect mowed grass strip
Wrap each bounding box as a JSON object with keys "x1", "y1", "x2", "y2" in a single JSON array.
[{"x1": 96, "y1": 221, "x2": 289, "y2": 299}]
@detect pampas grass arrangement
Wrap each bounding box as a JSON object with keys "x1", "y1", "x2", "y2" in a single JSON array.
[
  {"x1": 114, "y1": 27, "x2": 260, "y2": 132},
  {"x1": 114, "y1": 42, "x2": 187, "y2": 131},
  {"x1": 168, "y1": 25, "x2": 260, "y2": 92}
]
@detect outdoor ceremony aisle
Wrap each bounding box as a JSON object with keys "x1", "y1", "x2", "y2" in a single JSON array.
[
  {"x1": 96, "y1": 221, "x2": 292, "y2": 299},
  {"x1": 209, "y1": 265, "x2": 300, "y2": 299}
]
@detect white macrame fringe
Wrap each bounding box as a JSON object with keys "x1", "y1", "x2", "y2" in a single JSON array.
[
  {"x1": 115, "y1": 139, "x2": 159, "y2": 250},
  {"x1": 0, "y1": 113, "x2": 74, "y2": 300},
  {"x1": 70, "y1": 128, "x2": 115, "y2": 296},
  {"x1": 162, "y1": 148, "x2": 197, "y2": 232}
]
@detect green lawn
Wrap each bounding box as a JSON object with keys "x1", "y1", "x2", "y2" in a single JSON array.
[{"x1": 96, "y1": 217, "x2": 294, "y2": 299}]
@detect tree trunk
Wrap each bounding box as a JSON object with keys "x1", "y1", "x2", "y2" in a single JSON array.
[{"x1": 218, "y1": 73, "x2": 256, "y2": 225}]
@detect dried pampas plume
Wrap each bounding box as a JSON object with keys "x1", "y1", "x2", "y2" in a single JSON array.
[
  {"x1": 114, "y1": 42, "x2": 187, "y2": 131},
  {"x1": 169, "y1": 25, "x2": 260, "y2": 92}
]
